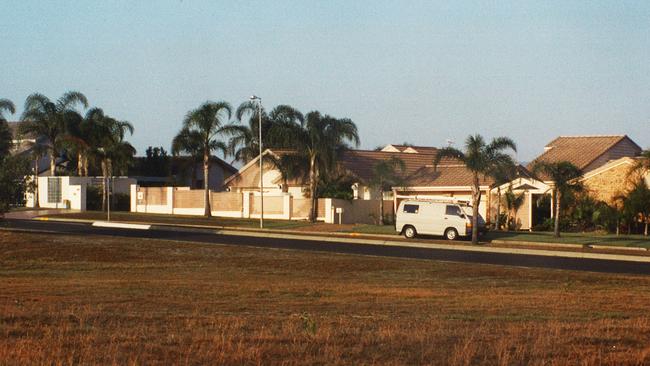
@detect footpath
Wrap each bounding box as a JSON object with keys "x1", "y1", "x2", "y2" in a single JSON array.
[{"x1": 31, "y1": 215, "x2": 650, "y2": 264}]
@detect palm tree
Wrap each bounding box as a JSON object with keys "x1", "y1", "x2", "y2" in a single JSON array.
[
  {"x1": 87, "y1": 109, "x2": 135, "y2": 211},
  {"x1": 487, "y1": 161, "x2": 518, "y2": 230},
  {"x1": 294, "y1": 111, "x2": 360, "y2": 222},
  {"x1": 27, "y1": 142, "x2": 48, "y2": 208},
  {"x1": 434, "y1": 135, "x2": 517, "y2": 244},
  {"x1": 179, "y1": 101, "x2": 232, "y2": 217},
  {"x1": 531, "y1": 161, "x2": 582, "y2": 238},
  {"x1": 623, "y1": 179, "x2": 650, "y2": 236},
  {"x1": 267, "y1": 152, "x2": 310, "y2": 193},
  {"x1": 503, "y1": 185, "x2": 525, "y2": 230},
  {"x1": 19, "y1": 91, "x2": 88, "y2": 176},
  {"x1": 171, "y1": 127, "x2": 204, "y2": 188},
  {"x1": 227, "y1": 103, "x2": 304, "y2": 163},
  {"x1": 0, "y1": 99, "x2": 16, "y2": 158},
  {"x1": 64, "y1": 107, "x2": 105, "y2": 176},
  {"x1": 368, "y1": 156, "x2": 405, "y2": 225}
]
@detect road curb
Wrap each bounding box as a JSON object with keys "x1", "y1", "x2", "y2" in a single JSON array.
[
  {"x1": 30, "y1": 216, "x2": 650, "y2": 261},
  {"x1": 492, "y1": 239, "x2": 650, "y2": 252}
]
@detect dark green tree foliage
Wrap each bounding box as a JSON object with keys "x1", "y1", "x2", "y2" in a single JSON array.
[
  {"x1": 623, "y1": 179, "x2": 650, "y2": 236},
  {"x1": 0, "y1": 98, "x2": 29, "y2": 214},
  {"x1": 19, "y1": 91, "x2": 88, "y2": 176},
  {"x1": 531, "y1": 161, "x2": 582, "y2": 238},
  {"x1": 136, "y1": 146, "x2": 170, "y2": 177},
  {"x1": 0, "y1": 99, "x2": 16, "y2": 158},
  {"x1": 227, "y1": 103, "x2": 305, "y2": 163}
]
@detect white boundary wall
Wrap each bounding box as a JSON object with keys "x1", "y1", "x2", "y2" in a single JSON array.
[{"x1": 28, "y1": 176, "x2": 135, "y2": 211}]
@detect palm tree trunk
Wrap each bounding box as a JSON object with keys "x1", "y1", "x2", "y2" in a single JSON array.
[
  {"x1": 33, "y1": 158, "x2": 40, "y2": 208},
  {"x1": 308, "y1": 155, "x2": 318, "y2": 223},
  {"x1": 49, "y1": 151, "x2": 56, "y2": 176},
  {"x1": 645, "y1": 220, "x2": 648, "y2": 236},
  {"x1": 77, "y1": 152, "x2": 83, "y2": 176},
  {"x1": 282, "y1": 178, "x2": 289, "y2": 193},
  {"x1": 379, "y1": 190, "x2": 385, "y2": 226},
  {"x1": 471, "y1": 175, "x2": 480, "y2": 244},
  {"x1": 190, "y1": 162, "x2": 197, "y2": 189},
  {"x1": 554, "y1": 190, "x2": 561, "y2": 238},
  {"x1": 203, "y1": 151, "x2": 211, "y2": 217},
  {"x1": 495, "y1": 187, "x2": 501, "y2": 231},
  {"x1": 83, "y1": 155, "x2": 89, "y2": 177},
  {"x1": 616, "y1": 218, "x2": 620, "y2": 236},
  {"x1": 101, "y1": 160, "x2": 107, "y2": 212}
]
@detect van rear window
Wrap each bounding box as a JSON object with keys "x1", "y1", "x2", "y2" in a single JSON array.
[{"x1": 403, "y1": 204, "x2": 419, "y2": 214}]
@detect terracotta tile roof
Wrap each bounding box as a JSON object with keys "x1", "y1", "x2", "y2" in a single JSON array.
[
  {"x1": 527, "y1": 135, "x2": 640, "y2": 177},
  {"x1": 227, "y1": 146, "x2": 496, "y2": 189},
  {"x1": 406, "y1": 165, "x2": 494, "y2": 187},
  {"x1": 339, "y1": 149, "x2": 475, "y2": 187},
  {"x1": 382, "y1": 144, "x2": 439, "y2": 154}
]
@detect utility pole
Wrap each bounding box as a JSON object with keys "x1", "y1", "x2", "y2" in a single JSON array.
[{"x1": 250, "y1": 95, "x2": 264, "y2": 228}]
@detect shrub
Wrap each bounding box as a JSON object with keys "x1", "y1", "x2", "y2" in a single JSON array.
[
  {"x1": 113, "y1": 193, "x2": 130, "y2": 212},
  {"x1": 86, "y1": 186, "x2": 102, "y2": 211}
]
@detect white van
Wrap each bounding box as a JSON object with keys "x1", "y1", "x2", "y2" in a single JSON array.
[{"x1": 395, "y1": 199, "x2": 485, "y2": 240}]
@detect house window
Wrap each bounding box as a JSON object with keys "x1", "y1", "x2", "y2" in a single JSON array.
[
  {"x1": 47, "y1": 177, "x2": 62, "y2": 203},
  {"x1": 403, "y1": 204, "x2": 419, "y2": 214}
]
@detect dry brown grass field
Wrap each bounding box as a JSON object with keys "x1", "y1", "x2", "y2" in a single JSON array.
[{"x1": 1, "y1": 230, "x2": 650, "y2": 365}]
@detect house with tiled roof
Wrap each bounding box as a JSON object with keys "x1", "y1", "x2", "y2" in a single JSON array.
[
  {"x1": 528, "y1": 135, "x2": 641, "y2": 180},
  {"x1": 224, "y1": 144, "x2": 501, "y2": 220},
  {"x1": 492, "y1": 135, "x2": 644, "y2": 230}
]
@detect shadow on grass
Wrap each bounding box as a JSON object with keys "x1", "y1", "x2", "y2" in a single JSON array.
[{"x1": 485, "y1": 230, "x2": 650, "y2": 248}]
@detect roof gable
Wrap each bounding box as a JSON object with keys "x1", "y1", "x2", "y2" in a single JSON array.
[{"x1": 528, "y1": 135, "x2": 641, "y2": 175}]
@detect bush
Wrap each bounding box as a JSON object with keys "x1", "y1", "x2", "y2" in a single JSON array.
[
  {"x1": 86, "y1": 186, "x2": 130, "y2": 212},
  {"x1": 113, "y1": 193, "x2": 130, "y2": 212},
  {"x1": 86, "y1": 186, "x2": 102, "y2": 211}
]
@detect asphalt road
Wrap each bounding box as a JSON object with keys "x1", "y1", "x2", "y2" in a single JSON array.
[{"x1": 2, "y1": 218, "x2": 650, "y2": 275}]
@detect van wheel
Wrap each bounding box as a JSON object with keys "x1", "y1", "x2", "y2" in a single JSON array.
[
  {"x1": 403, "y1": 226, "x2": 417, "y2": 239},
  {"x1": 444, "y1": 228, "x2": 458, "y2": 241}
]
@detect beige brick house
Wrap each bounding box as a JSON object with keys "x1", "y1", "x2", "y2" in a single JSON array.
[
  {"x1": 492, "y1": 135, "x2": 644, "y2": 230},
  {"x1": 580, "y1": 157, "x2": 650, "y2": 204}
]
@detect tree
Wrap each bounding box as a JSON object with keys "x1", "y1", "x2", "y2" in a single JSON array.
[
  {"x1": 267, "y1": 152, "x2": 309, "y2": 193},
  {"x1": 19, "y1": 91, "x2": 88, "y2": 176},
  {"x1": 623, "y1": 179, "x2": 650, "y2": 236},
  {"x1": 0, "y1": 99, "x2": 16, "y2": 157},
  {"x1": 171, "y1": 128, "x2": 204, "y2": 188},
  {"x1": 139, "y1": 146, "x2": 170, "y2": 177},
  {"x1": 502, "y1": 185, "x2": 525, "y2": 230},
  {"x1": 294, "y1": 111, "x2": 360, "y2": 222},
  {"x1": 178, "y1": 101, "x2": 232, "y2": 217},
  {"x1": 531, "y1": 161, "x2": 582, "y2": 238},
  {"x1": 0, "y1": 156, "x2": 30, "y2": 216},
  {"x1": 64, "y1": 107, "x2": 106, "y2": 176},
  {"x1": 368, "y1": 156, "x2": 405, "y2": 225},
  {"x1": 26, "y1": 142, "x2": 48, "y2": 208},
  {"x1": 434, "y1": 135, "x2": 517, "y2": 244},
  {"x1": 488, "y1": 161, "x2": 518, "y2": 230},
  {"x1": 227, "y1": 103, "x2": 304, "y2": 163},
  {"x1": 87, "y1": 109, "x2": 135, "y2": 211}
]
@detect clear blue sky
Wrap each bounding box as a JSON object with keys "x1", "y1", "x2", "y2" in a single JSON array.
[{"x1": 2, "y1": 1, "x2": 649, "y2": 162}]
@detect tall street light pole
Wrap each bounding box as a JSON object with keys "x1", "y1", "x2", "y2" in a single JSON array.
[{"x1": 250, "y1": 95, "x2": 264, "y2": 228}]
